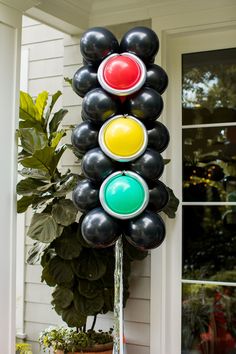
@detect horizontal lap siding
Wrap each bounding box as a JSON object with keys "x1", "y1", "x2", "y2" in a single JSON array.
[{"x1": 22, "y1": 17, "x2": 151, "y2": 353}]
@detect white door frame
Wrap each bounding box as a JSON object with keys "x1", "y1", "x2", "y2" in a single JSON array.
[{"x1": 150, "y1": 13, "x2": 236, "y2": 354}]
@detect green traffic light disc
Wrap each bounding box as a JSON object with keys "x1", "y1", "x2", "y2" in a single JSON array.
[{"x1": 99, "y1": 171, "x2": 149, "y2": 219}]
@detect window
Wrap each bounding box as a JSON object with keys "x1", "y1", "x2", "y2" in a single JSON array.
[{"x1": 181, "y1": 48, "x2": 236, "y2": 354}]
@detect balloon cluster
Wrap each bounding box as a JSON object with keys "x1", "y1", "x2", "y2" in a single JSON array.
[{"x1": 71, "y1": 27, "x2": 170, "y2": 251}]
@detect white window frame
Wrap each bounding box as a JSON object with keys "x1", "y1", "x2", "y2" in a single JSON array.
[{"x1": 150, "y1": 15, "x2": 236, "y2": 354}]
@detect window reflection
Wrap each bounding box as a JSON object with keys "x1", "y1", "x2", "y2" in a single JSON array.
[
  {"x1": 183, "y1": 126, "x2": 236, "y2": 202},
  {"x1": 182, "y1": 48, "x2": 236, "y2": 125},
  {"x1": 182, "y1": 283, "x2": 236, "y2": 354},
  {"x1": 183, "y1": 206, "x2": 236, "y2": 282}
]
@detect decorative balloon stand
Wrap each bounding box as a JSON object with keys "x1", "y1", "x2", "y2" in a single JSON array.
[{"x1": 71, "y1": 27, "x2": 170, "y2": 353}]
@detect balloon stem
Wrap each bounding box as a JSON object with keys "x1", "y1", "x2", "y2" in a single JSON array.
[{"x1": 113, "y1": 236, "x2": 124, "y2": 354}]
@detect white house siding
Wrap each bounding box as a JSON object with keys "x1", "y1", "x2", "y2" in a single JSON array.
[{"x1": 22, "y1": 16, "x2": 151, "y2": 354}]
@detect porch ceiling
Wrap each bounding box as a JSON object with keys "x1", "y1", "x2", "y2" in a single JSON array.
[
  {"x1": 24, "y1": 0, "x2": 171, "y2": 34},
  {"x1": 24, "y1": 0, "x2": 236, "y2": 34}
]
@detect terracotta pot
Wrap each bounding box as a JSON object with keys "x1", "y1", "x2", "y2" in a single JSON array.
[{"x1": 55, "y1": 342, "x2": 113, "y2": 354}]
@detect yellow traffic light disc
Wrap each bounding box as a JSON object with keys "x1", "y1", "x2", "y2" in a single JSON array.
[{"x1": 99, "y1": 115, "x2": 148, "y2": 161}]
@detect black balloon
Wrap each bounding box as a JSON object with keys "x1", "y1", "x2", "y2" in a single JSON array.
[
  {"x1": 130, "y1": 148, "x2": 164, "y2": 181},
  {"x1": 82, "y1": 88, "x2": 120, "y2": 124},
  {"x1": 124, "y1": 210, "x2": 165, "y2": 250},
  {"x1": 72, "y1": 179, "x2": 99, "y2": 212},
  {"x1": 72, "y1": 65, "x2": 99, "y2": 97},
  {"x1": 80, "y1": 27, "x2": 119, "y2": 64},
  {"x1": 71, "y1": 121, "x2": 99, "y2": 154},
  {"x1": 82, "y1": 148, "x2": 115, "y2": 183},
  {"x1": 146, "y1": 64, "x2": 168, "y2": 94},
  {"x1": 124, "y1": 87, "x2": 163, "y2": 122},
  {"x1": 81, "y1": 208, "x2": 121, "y2": 248},
  {"x1": 148, "y1": 180, "x2": 169, "y2": 212},
  {"x1": 120, "y1": 27, "x2": 159, "y2": 63},
  {"x1": 146, "y1": 121, "x2": 170, "y2": 153}
]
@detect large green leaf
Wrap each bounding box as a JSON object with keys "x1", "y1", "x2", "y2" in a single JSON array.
[
  {"x1": 54, "y1": 173, "x2": 79, "y2": 197},
  {"x1": 45, "y1": 91, "x2": 62, "y2": 125},
  {"x1": 18, "y1": 128, "x2": 47, "y2": 154},
  {"x1": 52, "y1": 286, "x2": 74, "y2": 309},
  {"x1": 16, "y1": 178, "x2": 49, "y2": 196},
  {"x1": 27, "y1": 213, "x2": 63, "y2": 242},
  {"x1": 74, "y1": 291, "x2": 104, "y2": 316},
  {"x1": 162, "y1": 187, "x2": 180, "y2": 218},
  {"x1": 19, "y1": 91, "x2": 40, "y2": 121},
  {"x1": 19, "y1": 167, "x2": 51, "y2": 181},
  {"x1": 48, "y1": 256, "x2": 74, "y2": 285},
  {"x1": 35, "y1": 91, "x2": 48, "y2": 121},
  {"x1": 54, "y1": 224, "x2": 82, "y2": 260},
  {"x1": 49, "y1": 109, "x2": 68, "y2": 134},
  {"x1": 17, "y1": 194, "x2": 53, "y2": 213},
  {"x1": 52, "y1": 199, "x2": 78, "y2": 226},
  {"x1": 17, "y1": 195, "x2": 36, "y2": 213},
  {"x1": 20, "y1": 147, "x2": 55, "y2": 174},
  {"x1": 50, "y1": 130, "x2": 66, "y2": 148},
  {"x1": 19, "y1": 119, "x2": 44, "y2": 132},
  {"x1": 78, "y1": 279, "x2": 103, "y2": 299},
  {"x1": 61, "y1": 304, "x2": 86, "y2": 328},
  {"x1": 27, "y1": 241, "x2": 48, "y2": 265},
  {"x1": 50, "y1": 145, "x2": 67, "y2": 175},
  {"x1": 41, "y1": 263, "x2": 57, "y2": 287},
  {"x1": 72, "y1": 249, "x2": 106, "y2": 281},
  {"x1": 40, "y1": 247, "x2": 56, "y2": 267}
]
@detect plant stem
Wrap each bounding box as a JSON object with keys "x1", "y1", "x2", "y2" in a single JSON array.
[{"x1": 91, "y1": 314, "x2": 97, "y2": 331}]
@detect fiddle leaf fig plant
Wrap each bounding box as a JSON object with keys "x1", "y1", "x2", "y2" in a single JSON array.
[
  {"x1": 17, "y1": 91, "x2": 78, "y2": 240},
  {"x1": 17, "y1": 90, "x2": 148, "y2": 330}
]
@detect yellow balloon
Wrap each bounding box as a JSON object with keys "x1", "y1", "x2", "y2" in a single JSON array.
[{"x1": 103, "y1": 116, "x2": 145, "y2": 157}]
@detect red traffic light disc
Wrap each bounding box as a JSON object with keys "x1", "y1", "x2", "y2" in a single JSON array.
[{"x1": 98, "y1": 52, "x2": 146, "y2": 96}]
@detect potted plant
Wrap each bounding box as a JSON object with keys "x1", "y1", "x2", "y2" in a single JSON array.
[
  {"x1": 17, "y1": 90, "x2": 155, "y2": 350},
  {"x1": 39, "y1": 327, "x2": 113, "y2": 353},
  {"x1": 16, "y1": 342, "x2": 32, "y2": 354},
  {"x1": 17, "y1": 89, "x2": 178, "y2": 351}
]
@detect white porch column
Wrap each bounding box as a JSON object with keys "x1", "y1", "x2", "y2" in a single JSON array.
[{"x1": 0, "y1": 1, "x2": 37, "y2": 352}]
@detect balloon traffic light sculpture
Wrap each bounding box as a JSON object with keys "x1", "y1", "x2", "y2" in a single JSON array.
[
  {"x1": 71, "y1": 26, "x2": 170, "y2": 353},
  {"x1": 72, "y1": 26, "x2": 170, "y2": 251}
]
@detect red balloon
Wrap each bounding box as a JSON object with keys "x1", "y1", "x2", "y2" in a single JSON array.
[
  {"x1": 103, "y1": 55, "x2": 141, "y2": 90},
  {"x1": 98, "y1": 53, "x2": 146, "y2": 96}
]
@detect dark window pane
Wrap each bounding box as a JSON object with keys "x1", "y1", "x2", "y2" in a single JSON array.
[
  {"x1": 182, "y1": 283, "x2": 236, "y2": 354},
  {"x1": 182, "y1": 206, "x2": 236, "y2": 282},
  {"x1": 182, "y1": 48, "x2": 236, "y2": 125},
  {"x1": 183, "y1": 126, "x2": 236, "y2": 202}
]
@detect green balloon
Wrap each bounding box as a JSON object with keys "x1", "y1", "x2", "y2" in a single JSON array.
[{"x1": 104, "y1": 174, "x2": 145, "y2": 215}]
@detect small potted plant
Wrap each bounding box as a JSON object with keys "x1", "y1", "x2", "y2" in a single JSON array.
[
  {"x1": 16, "y1": 343, "x2": 32, "y2": 354},
  {"x1": 39, "y1": 327, "x2": 113, "y2": 354}
]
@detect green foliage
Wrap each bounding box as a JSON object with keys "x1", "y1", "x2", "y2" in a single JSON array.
[
  {"x1": 162, "y1": 187, "x2": 180, "y2": 218},
  {"x1": 17, "y1": 90, "x2": 178, "y2": 332},
  {"x1": 183, "y1": 63, "x2": 236, "y2": 110},
  {"x1": 39, "y1": 327, "x2": 113, "y2": 352},
  {"x1": 17, "y1": 91, "x2": 79, "y2": 246},
  {"x1": 64, "y1": 77, "x2": 73, "y2": 86},
  {"x1": 15, "y1": 342, "x2": 32, "y2": 354}
]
